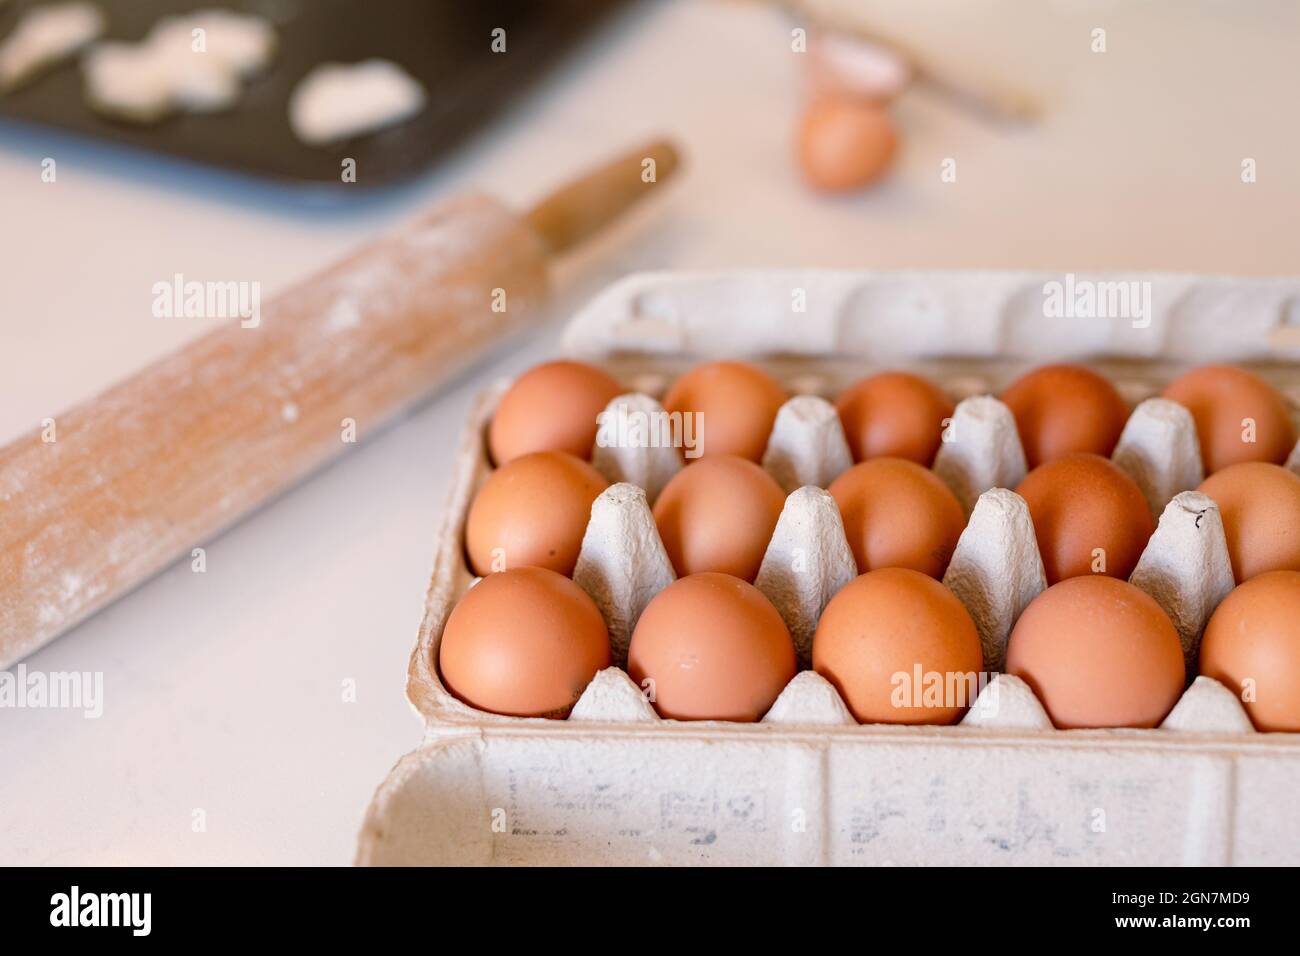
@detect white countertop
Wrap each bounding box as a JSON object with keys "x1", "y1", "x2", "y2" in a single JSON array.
[{"x1": 2, "y1": 0, "x2": 1298, "y2": 865}]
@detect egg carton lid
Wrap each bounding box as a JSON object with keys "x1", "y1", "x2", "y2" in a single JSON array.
[{"x1": 559, "y1": 269, "x2": 1300, "y2": 363}]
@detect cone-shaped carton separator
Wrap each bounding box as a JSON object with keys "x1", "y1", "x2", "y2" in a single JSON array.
[
  {"x1": 1111, "y1": 397, "x2": 1203, "y2": 518},
  {"x1": 1161, "y1": 676, "x2": 1255, "y2": 734},
  {"x1": 762, "y1": 395, "x2": 853, "y2": 492},
  {"x1": 592, "y1": 392, "x2": 685, "y2": 503},
  {"x1": 1129, "y1": 491, "x2": 1234, "y2": 681},
  {"x1": 754, "y1": 486, "x2": 857, "y2": 668},
  {"x1": 763, "y1": 671, "x2": 857, "y2": 726},
  {"x1": 942, "y1": 488, "x2": 1046, "y2": 673},
  {"x1": 961, "y1": 674, "x2": 1054, "y2": 730},
  {"x1": 573, "y1": 482, "x2": 676, "y2": 667},
  {"x1": 570, "y1": 667, "x2": 660, "y2": 723},
  {"x1": 933, "y1": 395, "x2": 1028, "y2": 515}
]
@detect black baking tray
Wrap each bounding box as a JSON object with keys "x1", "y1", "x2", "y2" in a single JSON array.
[{"x1": 0, "y1": 0, "x2": 628, "y2": 186}]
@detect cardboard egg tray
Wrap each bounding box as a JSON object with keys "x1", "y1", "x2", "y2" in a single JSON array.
[{"x1": 357, "y1": 271, "x2": 1300, "y2": 866}]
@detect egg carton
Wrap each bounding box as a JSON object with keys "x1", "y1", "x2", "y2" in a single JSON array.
[{"x1": 358, "y1": 270, "x2": 1300, "y2": 866}]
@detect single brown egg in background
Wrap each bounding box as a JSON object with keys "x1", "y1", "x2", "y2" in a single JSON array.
[
  {"x1": 487, "y1": 360, "x2": 623, "y2": 466},
  {"x1": 1005, "y1": 576, "x2": 1184, "y2": 729},
  {"x1": 797, "y1": 93, "x2": 898, "y2": 192},
  {"x1": 1199, "y1": 570, "x2": 1300, "y2": 732},
  {"x1": 828, "y1": 457, "x2": 966, "y2": 578},
  {"x1": 812, "y1": 567, "x2": 983, "y2": 724},
  {"x1": 652, "y1": 455, "x2": 786, "y2": 581},
  {"x1": 628, "y1": 572, "x2": 796, "y2": 722},
  {"x1": 465, "y1": 450, "x2": 607, "y2": 577},
  {"x1": 438, "y1": 567, "x2": 611, "y2": 718},
  {"x1": 661, "y1": 360, "x2": 788, "y2": 462},
  {"x1": 1000, "y1": 364, "x2": 1130, "y2": 469},
  {"x1": 835, "y1": 371, "x2": 955, "y2": 465},
  {"x1": 1162, "y1": 365, "x2": 1295, "y2": 474},
  {"x1": 1014, "y1": 452, "x2": 1154, "y2": 583},
  {"x1": 1197, "y1": 462, "x2": 1300, "y2": 583}
]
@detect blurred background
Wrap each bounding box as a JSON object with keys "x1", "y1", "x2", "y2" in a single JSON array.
[{"x1": 1, "y1": 0, "x2": 1298, "y2": 864}]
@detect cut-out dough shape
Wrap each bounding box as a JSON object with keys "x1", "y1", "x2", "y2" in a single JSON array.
[
  {"x1": 289, "y1": 58, "x2": 426, "y2": 145},
  {"x1": 0, "y1": 1, "x2": 104, "y2": 92},
  {"x1": 82, "y1": 9, "x2": 275, "y2": 121}
]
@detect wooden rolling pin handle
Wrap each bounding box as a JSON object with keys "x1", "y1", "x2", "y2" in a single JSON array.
[
  {"x1": 527, "y1": 140, "x2": 680, "y2": 253},
  {"x1": 0, "y1": 139, "x2": 680, "y2": 665}
]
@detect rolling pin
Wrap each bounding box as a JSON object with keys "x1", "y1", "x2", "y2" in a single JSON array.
[{"x1": 0, "y1": 139, "x2": 681, "y2": 666}]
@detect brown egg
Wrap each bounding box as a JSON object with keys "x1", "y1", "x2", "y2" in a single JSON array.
[
  {"x1": 827, "y1": 457, "x2": 966, "y2": 577},
  {"x1": 1199, "y1": 570, "x2": 1300, "y2": 732},
  {"x1": 797, "y1": 94, "x2": 898, "y2": 192},
  {"x1": 835, "y1": 371, "x2": 955, "y2": 465},
  {"x1": 438, "y1": 567, "x2": 611, "y2": 718},
  {"x1": 627, "y1": 572, "x2": 796, "y2": 721},
  {"x1": 812, "y1": 568, "x2": 983, "y2": 724},
  {"x1": 465, "y1": 451, "x2": 607, "y2": 576},
  {"x1": 1162, "y1": 365, "x2": 1296, "y2": 474},
  {"x1": 1197, "y1": 462, "x2": 1300, "y2": 583},
  {"x1": 1000, "y1": 364, "x2": 1130, "y2": 468},
  {"x1": 652, "y1": 456, "x2": 786, "y2": 581},
  {"x1": 661, "y1": 361, "x2": 788, "y2": 462},
  {"x1": 1006, "y1": 576, "x2": 1185, "y2": 728},
  {"x1": 488, "y1": 360, "x2": 623, "y2": 466},
  {"x1": 1015, "y1": 452, "x2": 1154, "y2": 583}
]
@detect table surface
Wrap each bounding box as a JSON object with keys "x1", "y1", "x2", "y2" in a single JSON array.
[{"x1": 2, "y1": 0, "x2": 1298, "y2": 865}]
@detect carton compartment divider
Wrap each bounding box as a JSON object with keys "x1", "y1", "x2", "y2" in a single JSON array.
[
  {"x1": 1112, "y1": 397, "x2": 1204, "y2": 517},
  {"x1": 591, "y1": 392, "x2": 683, "y2": 503},
  {"x1": 1129, "y1": 491, "x2": 1236, "y2": 679},
  {"x1": 933, "y1": 396, "x2": 1028, "y2": 515}
]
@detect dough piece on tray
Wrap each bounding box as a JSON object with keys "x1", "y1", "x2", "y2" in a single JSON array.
[
  {"x1": 288, "y1": 59, "x2": 426, "y2": 145},
  {"x1": 0, "y1": 1, "x2": 104, "y2": 92},
  {"x1": 82, "y1": 9, "x2": 275, "y2": 122}
]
